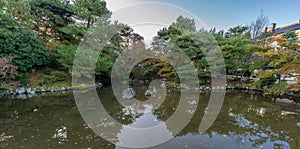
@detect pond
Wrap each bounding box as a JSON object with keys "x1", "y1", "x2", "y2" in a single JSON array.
[{"x1": 0, "y1": 85, "x2": 299, "y2": 149}]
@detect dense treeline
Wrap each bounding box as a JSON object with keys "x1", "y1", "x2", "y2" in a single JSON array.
[
  {"x1": 136, "y1": 16, "x2": 300, "y2": 94},
  {"x1": 0, "y1": 0, "x2": 141, "y2": 88},
  {"x1": 0, "y1": 0, "x2": 299, "y2": 94}
]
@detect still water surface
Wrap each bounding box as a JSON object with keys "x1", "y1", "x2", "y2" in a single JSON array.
[{"x1": 0, "y1": 85, "x2": 299, "y2": 149}]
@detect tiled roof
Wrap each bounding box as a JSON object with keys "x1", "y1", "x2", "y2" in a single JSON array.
[{"x1": 275, "y1": 23, "x2": 300, "y2": 34}]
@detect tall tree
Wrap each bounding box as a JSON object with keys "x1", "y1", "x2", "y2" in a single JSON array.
[
  {"x1": 226, "y1": 25, "x2": 249, "y2": 37},
  {"x1": 0, "y1": 1, "x2": 49, "y2": 73},
  {"x1": 4, "y1": 0, "x2": 34, "y2": 30},
  {"x1": 249, "y1": 11, "x2": 270, "y2": 38},
  {"x1": 0, "y1": 0, "x2": 20, "y2": 30},
  {"x1": 73, "y1": 0, "x2": 110, "y2": 28},
  {"x1": 218, "y1": 35, "x2": 251, "y2": 76},
  {"x1": 29, "y1": 0, "x2": 75, "y2": 41},
  {"x1": 146, "y1": 16, "x2": 224, "y2": 84}
]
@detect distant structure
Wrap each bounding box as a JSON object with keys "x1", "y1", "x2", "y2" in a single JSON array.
[
  {"x1": 263, "y1": 20, "x2": 300, "y2": 50},
  {"x1": 263, "y1": 20, "x2": 300, "y2": 38}
]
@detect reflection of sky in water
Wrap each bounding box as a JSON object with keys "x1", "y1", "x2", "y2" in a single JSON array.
[
  {"x1": 150, "y1": 131, "x2": 289, "y2": 149},
  {"x1": 0, "y1": 133, "x2": 13, "y2": 148},
  {"x1": 117, "y1": 132, "x2": 278, "y2": 149},
  {"x1": 128, "y1": 105, "x2": 161, "y2": 128},
  {"x1": 116, "y1": 106, "x2": 294, "y2": 149},
  {"x1": 227, "y1": 111, "x2": 292, "y2": 149},
  {"x1": 52, "y1": 125, "x2": 68, "y2": 145},
  {"x1": 1, "y1": 89, "x2": 299, "y2": 148},
  {"x1": 117, "y1": 105, "x2": 173, "y2": 148}
]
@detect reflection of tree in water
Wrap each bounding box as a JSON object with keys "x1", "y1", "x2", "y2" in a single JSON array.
[
  {"x1": 153, "y1": 91, "x2": 300, "y2": 148},
  {"x1": 97, "y1": 87, "x2": 139, "y2": 125},
  {"x1": 1, "y1": 88, "x2": 299, "y2": 148}
]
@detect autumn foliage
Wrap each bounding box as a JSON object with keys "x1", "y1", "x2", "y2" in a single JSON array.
[{"x1": 0, "y1": 56, "x2": 17, "y2": 80}]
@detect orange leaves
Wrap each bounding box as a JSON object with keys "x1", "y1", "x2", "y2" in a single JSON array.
[
  {"x1": 278, "y1": 59, "x2": 300, "y2": 75},
  {"x1": 275, "y1": 38, "x2": 289, "y2": 46}
]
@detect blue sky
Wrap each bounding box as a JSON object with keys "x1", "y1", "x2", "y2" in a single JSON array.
[
  {"x1": 107, "y1": 0, "x2": 300, "y2": 30},
  {"x1": 143, "y1": 0, "x2": 300, "y2": 30},
  {"x1": 106, "y1": 0, "x2": 300, "y2": 41}
]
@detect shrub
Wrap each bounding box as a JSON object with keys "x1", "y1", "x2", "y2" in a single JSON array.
[
  {"x1": 43, "y1": 68, "x2": 51, "y2": 75},
  {"x1": 42, "y1": 75, "x2": 57, "y2": 85},
  {"x1": 0, "y1": 56, "x2": 17, "y2": 80},
  {"x1": 52, "y1": 71, "x2": 69, "y2": 81},
  {"x1": 0, "y1": 29, "x2": 49, "y2": 72},
  {"x1": 265, "y1": 81, "x2": 287, "y2": 95},
  {"x1": 17, "y1": 73, "x2": 29, "y2": 86},
  {"x1": 38, "y1": 80, "x2": 45, "y2": 86},
  {"x1": 258, "y1": 76, "x2": 277, "y2": 88},
  {"x1": 56, "y1": 44, "x2": 78, "y2": 72},
  {"x1": 0, "y1": 83, "x2": 8, "y2": 91}
]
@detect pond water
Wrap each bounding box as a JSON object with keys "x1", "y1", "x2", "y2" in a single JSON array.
[{"x1": 0, "y1": 85, "x2": 299, "y2": 149}]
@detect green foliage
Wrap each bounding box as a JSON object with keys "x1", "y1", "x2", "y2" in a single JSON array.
[
  {"x1": 56, "y1": 38, "x2": 119, "y2": 80},
  {"x1": 254, "y1": 76, "x2": 277, "y2": 88},
  {"x1": 42, "y1": 74, "x2": 57, "y2": 85},
  {"x1": 1, "y1": 0, "x2": 299, "y2": 94},
  {"x1": 226, "y1": 25, "x2": 249, "y2": 37},
  {"x1": 170, "y1": 16, "x2": 197, "y2": 32},
  {"x1": 174, "y1": 75, "x2": 181, "y2": 84},
  {"x1": 58, "y1": 24, "x2": 86, "y2": 43},
  {"x1": 0, "y1": 29, "x2": 49, "y2": 72},
  {"x1": 143, "y1": 16, "x2": 229, "y2": 85},
  {"x1": 0, "y1": 83, "x2": 8, "y2": 91},
  {"x1": 29, "y1": 0, "x2": 75, "y2": 41},
  {"x1": 96, "y1": 46, "x2": 118, "y2": 76},
  {"x1": 219, "y1": 36, "x2": 251, "y2": 75},
  {"x1": 41, "y1": 71, "x2": 69, "y2": 85},
  {"x1": 0, "y1": 1, "x2": 20, "y2": 30},
  {"x1": 73, "y1": 0, "x2": 109, "y2": 28},
  {"x1": 248, "y1": 55, "x2": 267, "y2": 73},
  {"x1": 0, "y1": 0, "x2": 121, "y2": 86},
  {"x1": 52, "y1": 71, "x2": 68, "y2": 81},
  {"x1": 268, "y1": 54, "x2": 293, "y2": 69},
  {"x1": 278, "y1": 59, "x2": 300, "y2": 74},
  {"x1": 3, "y1": 0, "x2": 34, "y2": 30},
  {"x1": 76, "y1": 83, "x2": 88, "y2": 89},
  {"x1": 0, "y1": 5, "x2": 49, "y2": 73},
  {"x1": 282, "y1": 31, "x2": 298, "y2": 44},
  {"x1": 71, "y1": 17, "x2": 128, "y2": 81},
  {"x1": 265, "y1": 81, "x2": 287, "y2": 95},
  {"x1": 38, "y1": 80, "x2": 45, "y2": 86},
  {"x1": 17, "y1": 73, "x2": 29, "y2": 86},
  {"x1": 56, "y1": 44, "x2": 78, "y2": 71},
  {"x1": 149, "y1": 16, "x2": 214, "y2": 83},
  {"x1": 248, "y1": 45, "x2": 271, "y2": 52}
]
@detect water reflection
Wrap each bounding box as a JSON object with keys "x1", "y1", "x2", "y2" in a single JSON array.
[
  {"x1": 0, "y1": 87, "x2": 299, "y2": 148},
  {"x1": 52, "y1": 125, "x2": 68, "y2": 145},
  {"x1": 0, "y1": 133, "x2": 14, "y2": 148},
  {"x1": 117, "y1": 105, "x2": 173, "y2": 148}
]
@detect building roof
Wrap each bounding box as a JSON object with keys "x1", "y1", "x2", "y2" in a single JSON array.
[{"x1": 274, "y1": 22, "x2": 300, "y2": 35}]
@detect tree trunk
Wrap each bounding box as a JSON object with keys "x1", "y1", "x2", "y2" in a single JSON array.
[{"x1": 87, "y1": 18, "x2": 91, "y2": 28}]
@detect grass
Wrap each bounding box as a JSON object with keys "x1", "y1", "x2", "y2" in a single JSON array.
[
  {"x1": 265, "y1": 81, "x2": 288, "y2": 96},
  {"x1": 28, "y1": 68, "x2": 72, "y2": 88}
]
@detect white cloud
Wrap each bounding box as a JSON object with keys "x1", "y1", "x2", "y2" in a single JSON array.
[{"x1": 106, "y1": 0, "x2": 142, "y2": 12}]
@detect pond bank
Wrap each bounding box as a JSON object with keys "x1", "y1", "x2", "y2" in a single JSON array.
[
  {"x1": 0, "y1": 81, "x2": 299, "y2": 106},
  {"x1": 0, "y1": 83, "x2": 103, "y2": 99},
  {"x1": 162, "y1": 84, "x2": 299, "y2": 105}
]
